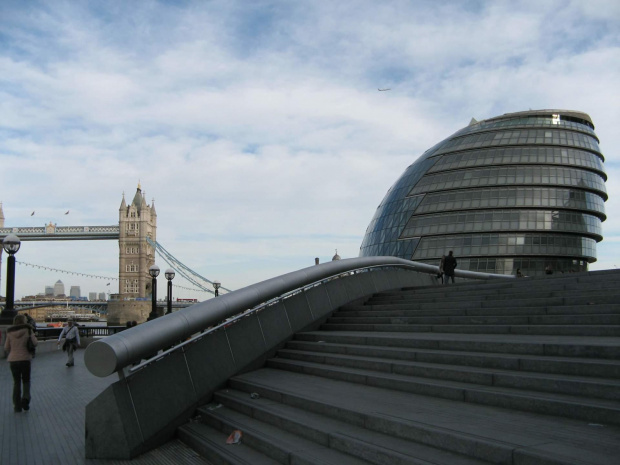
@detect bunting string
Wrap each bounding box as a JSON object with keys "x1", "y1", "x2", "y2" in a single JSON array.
[
  {"x1": 16, "y1": 260, "x2": 208, "y2": 295},
  {"x1": 17, "y1": 260, "x2": 118, "y2": 281}
]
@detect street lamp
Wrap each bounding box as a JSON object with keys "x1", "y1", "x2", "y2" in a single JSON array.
[
  {"x1": 165, "y1": 268, "x2": 175, "y2": 314},
  {"x1": 1, "y1": 235, "x2": 21, "y2": 322},
  {"x1": 147, "y1": 264, "x2": 160, "y2": 321},
  {"x1": 212, "y1": 280, "x2": 221, "y2": 297}
]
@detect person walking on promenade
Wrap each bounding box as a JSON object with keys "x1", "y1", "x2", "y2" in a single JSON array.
[
  {"x1": 443, "y1": 250, "x2": 457, "y2": 285},
  {"x1": 437, "y1": 255, "x2": 446, "y2": 283},
  {"x1": 57, "y1": 319, "x2": 80, "y2": 367},
  {"x1": 4, "y1": 314, "x2": 38, "y2": 412}
]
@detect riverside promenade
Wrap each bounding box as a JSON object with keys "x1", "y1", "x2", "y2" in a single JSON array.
[{"x1": 0, "y1": 344, "x2": 210, "y2": 465}]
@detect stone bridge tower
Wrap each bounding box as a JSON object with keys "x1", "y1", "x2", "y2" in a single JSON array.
[{"x1": 108, "y1": 183, "x2": 158, "y2": 325}]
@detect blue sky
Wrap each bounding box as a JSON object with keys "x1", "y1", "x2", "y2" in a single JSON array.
[{"x1": 1, "y1": 0, "x2": 619, "y2": 299}]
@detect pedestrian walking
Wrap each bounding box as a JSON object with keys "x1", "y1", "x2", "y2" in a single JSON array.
[
  {"x1": 57, "y1": 319, "x2": 81, "y2": 367},
  {"x1": 4, "y1": 314, "x2": 38, "y2": 412},
  {"x1": 443, "y1": 250, "x2": 457, "y2": 284}
]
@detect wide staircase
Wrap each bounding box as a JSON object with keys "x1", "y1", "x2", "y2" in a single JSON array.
[{"x1": 177, "y1": 270, "x2": 620, "y2": 465}]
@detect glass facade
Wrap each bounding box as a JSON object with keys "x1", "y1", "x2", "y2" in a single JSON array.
[{"x1": 360, "y1": 110, "x2": 607, "y2": 276}]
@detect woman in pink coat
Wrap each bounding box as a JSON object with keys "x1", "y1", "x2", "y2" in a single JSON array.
[{"x1": 4, "y1": 314, "x2": 37, "y2": 412}]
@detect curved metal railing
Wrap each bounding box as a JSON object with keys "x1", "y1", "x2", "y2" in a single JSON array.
[{"x1": 85, "y1": 257, "x2": 511, "y2": 378}]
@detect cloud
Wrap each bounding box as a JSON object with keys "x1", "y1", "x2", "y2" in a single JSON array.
[{"x1": 1, "y1": 0, "x2": 618, "y2": 297}]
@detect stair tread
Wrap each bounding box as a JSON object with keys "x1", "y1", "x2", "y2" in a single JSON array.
[
  {"x1": 267, "y1": 356, "x2": 620, "y2": 410},
  {"x1": 298, "y1": 330, "x2": 620, "y2": 345},
  {"x1": 276, "y1": 348, "x2": 620, "y2": 386},
  {"x1": 196, "y1": 404, "x2": 375, "y2": 465},
  {"x1": 206, "y1": 390, "x2": 493, "y2": 465},
  {"x1": 229, "y1": 368, "x2": 620, "y2": 464},
  {"x1": 286, "y1": 340, "x2": 620, "y2": 366},
  {"x1": 179, "y1": 422, "x2": 282, "y2": 465}
]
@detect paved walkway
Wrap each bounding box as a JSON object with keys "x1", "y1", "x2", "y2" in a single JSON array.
[{"x1": 1, "y1": 347, "x2": 210, "y2": 465}]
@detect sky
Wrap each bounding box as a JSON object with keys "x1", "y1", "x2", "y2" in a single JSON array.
[{"x1": 1, "y1": 0, "x2": 619, "y2": 301}]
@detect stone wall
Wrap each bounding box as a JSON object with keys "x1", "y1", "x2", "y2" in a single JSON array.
[{"x1": 106, "y1": 301, "x2": 163, "y2": 326}]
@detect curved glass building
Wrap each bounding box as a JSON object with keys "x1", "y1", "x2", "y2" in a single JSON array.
[{"x1": 360, "y1": 110, "x2": 607, "y2": 276}]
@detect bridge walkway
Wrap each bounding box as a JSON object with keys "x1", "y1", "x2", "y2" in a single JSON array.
[{"x1": 0, "y1": 347, "x2": 210, "y2": 465}]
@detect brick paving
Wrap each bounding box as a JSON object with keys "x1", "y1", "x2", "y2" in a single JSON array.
[{"x1": 1, "y1": 347, "x2": 210, "y2": 465}]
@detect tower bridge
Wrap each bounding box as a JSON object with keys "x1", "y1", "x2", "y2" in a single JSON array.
[{"x1": 0, "y1": 184, "x2": 221, "y2": 324}]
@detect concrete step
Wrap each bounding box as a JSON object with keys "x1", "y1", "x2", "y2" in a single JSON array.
[
  {"x1": 294, "y1": 331, "x2": 620, "y2": 359},
  {"x1": 374, "y1": 277, "x2": 620, "y2": 302},
  {"x1": 368, "y1": 288, "x2": 620, "y2": 304},
  {"x1": 275, "y1": 348, "x2": 620, "y2": 401},
  {"x1": 337, "y1": 304, "x2": 620, "y2": 317},
  {"x1": 228, "y1": 368, "x2": 620, "y2": 465},
  {"x1": 365, "y1": 294, "x2": 620, "y2": 309},
  {"x1": 193, "y1": 404, "x2": 375, "y2": 465},
  {"x1": 328, "y1": 314, "x2": 620, "y2": 326},
  {"x1": 207, "y1": 389, "x2": 493, "y2": 465},
  {"x1": 265, "y1": 357, "x2": 620, "y2": 426},
  {"x1": 319, "y1": 323, "x2": 620, "y2": 337},
  {"x1": 285, "y1": 339, "x2": 620, "y2": 378},
  {"x1": 178, "y1": 421, "x2": 282, "y2": 465},
  {"x1": 394, "y1": 270, "x2": 620, "y2": 295}
]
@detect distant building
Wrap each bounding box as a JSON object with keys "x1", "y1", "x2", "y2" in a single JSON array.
[
  {"x1": 45, "y1": 286, "x2": 54, "y2": 297},
  {"x1": 98, "y1": 292, "x2": 106, "y2": 301},
  {"x1": 70, "y1": 286, "x2": 81, "y2": 299},
  {"x1": 54, "y1": 280, "x2": 65, "y2": 297},
  {"x1": 360, "y1": 110, "x2": 606, "y2": 276},
  {"x1": 89, "y1": 292, "x2": 97, "y2": 301}
]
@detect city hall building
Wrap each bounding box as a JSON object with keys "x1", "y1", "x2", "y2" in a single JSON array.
[{"x1": 360, "y1": 110, "x2": 607, "y2": 277}]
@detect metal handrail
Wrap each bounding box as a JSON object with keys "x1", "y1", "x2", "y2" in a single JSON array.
[
  {"x1": 33, "y1": 326, "x2": 126, "y2": 341},
  {"x1": 85, "y1": 256, "x2": 511, "y2": 378}
]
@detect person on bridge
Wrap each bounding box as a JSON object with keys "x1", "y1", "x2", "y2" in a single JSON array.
[
  {"x1": 4, "y1": 314, "x2": 38, "y2": 412},
  {"x1": 443, "y1": 250, "x2": 457, "y2": 284},
  {"x1": 57, "y1": 319, "x2": 81, "y2": 367}
]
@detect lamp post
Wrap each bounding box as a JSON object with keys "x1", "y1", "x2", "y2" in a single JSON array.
[
  {"x1": 147, "y1": 264, "x2": 160, "y2": 321},
  {"x1": 165, "y1": 268, "x2": 175, "y2": 314},
  {"x1": 212, "y1": 280, "x2": 221, "y2": 297},
  {"x1": 1, "y1": 235, "x2": 21, "y2": 323}
]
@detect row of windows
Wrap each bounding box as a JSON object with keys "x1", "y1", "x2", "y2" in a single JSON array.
[
  {"x1": 359, "y1": 238, "x2": 420, "y2": 259},
  {"x1": 373, "y1": 158, "x2": 437, "y2": 217},
  {"x1": 428, "y1": 147, "x2": 605, "y2": 175},
  {"x1": 123, "y1": 279, "x2": 139, "y2": 294},
  {"x1": 401, "y1": 210, "x2": 602, "y2": 239},
  {"x1": 361, "y1": 226, "x2": 403, "y2": 249},
  {"x1": 126, "y1": 247, "x2": 140, "y2": 254},
  {"x1": 365, "y1": 195, "x2": 424, "y2": 237},
  {"x1": 125, "y1": 264, "x2": 139, "y2": 272},
  {"x1": 412, "y1": 233, "x2": 597, "y2": 261},
  {"x1": 409, "y1": 166, "x2": 607, "y2": 197},
  {"x1": 434, "y1": 129, "x2": 600, "y2": 157},
  {"x1": 414, "y1": 187, "x2": 606, "y2": 218},
  {"x1": 456, "y1": 116, "x2": 597, "y2": 139},
  {"x1": 416, "y1": 257, "x2": 589, "y2": 275},
  {"x1": 126, "y1": 223, "x2": 140, "y2": 231},
  {"x1": 364, "y1": 184, "x2": 607, "y2": 250}
]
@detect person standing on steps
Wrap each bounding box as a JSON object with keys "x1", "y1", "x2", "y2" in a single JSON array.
[
  {"x1": 443, "y1": 250, "x2": 457, "y2": 285},
  {"x1": 4, "y1": 314, "x2": 38, "y2": 412},
  {"x1": 57, "y1": 319, "x2": 81, "y2": 367}
]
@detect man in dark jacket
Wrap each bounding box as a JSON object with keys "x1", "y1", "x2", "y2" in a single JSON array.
[{"x1": 443, "y1": 250, "x2": 457, "y2": 284}]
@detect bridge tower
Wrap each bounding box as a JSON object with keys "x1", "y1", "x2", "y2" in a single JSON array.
[
  {"x1": 107, "y1": 184, "x2": 158, "y2": 325},
  {"x1": 118, "y1": 183, "x2": 157, "y2": 300}
]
